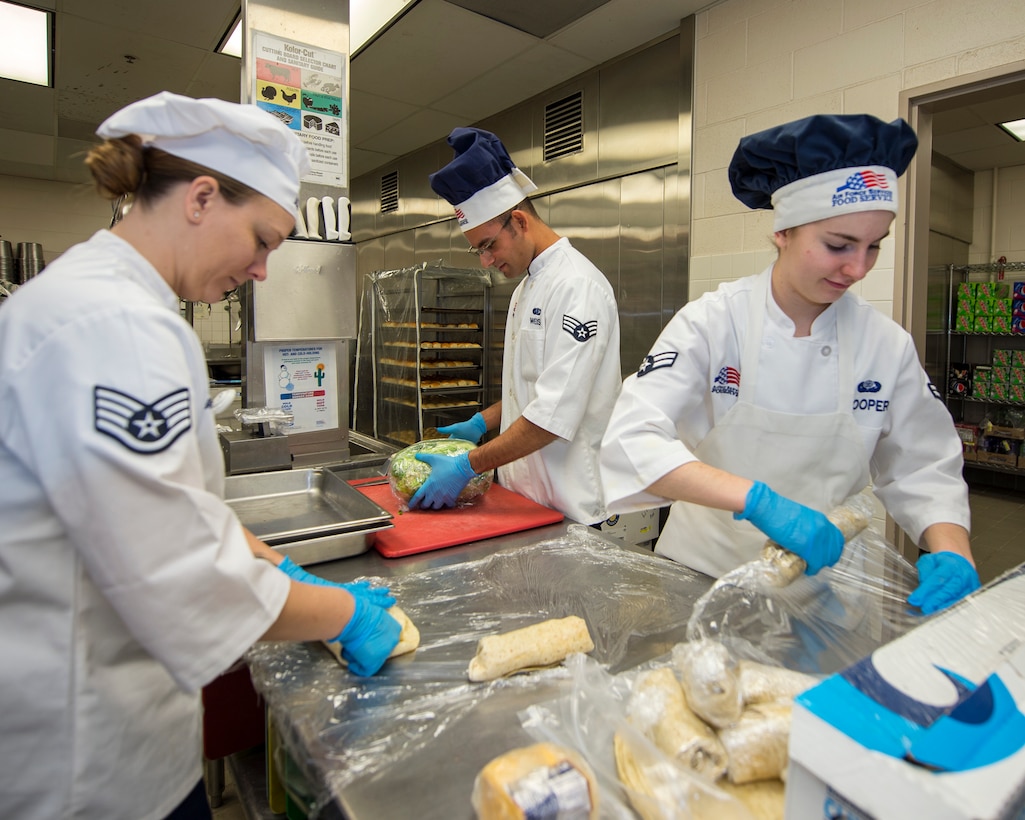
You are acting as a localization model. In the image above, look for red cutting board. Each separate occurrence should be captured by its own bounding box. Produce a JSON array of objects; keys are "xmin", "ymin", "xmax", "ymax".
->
[{"xmin": 351, "ymin": 480, "xmax": 564, "ymax": 558}]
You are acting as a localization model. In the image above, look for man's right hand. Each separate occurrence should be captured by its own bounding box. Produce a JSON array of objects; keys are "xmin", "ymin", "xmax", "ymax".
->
[
  {"xmin": 735, "ymin": 481, "xmax": 844, "ymax": 575},
  {"xmin": 437, "ymin": 412, "xmax": 487, "ymax": 444}
]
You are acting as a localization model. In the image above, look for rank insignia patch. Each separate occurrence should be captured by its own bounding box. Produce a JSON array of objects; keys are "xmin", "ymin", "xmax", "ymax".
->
[
  {"xmin": 638, "ymin": 351, "xmax": 678, "ymax": 376},
  {"xmin": 94, "ymin": 386, "xmax": 191, "ymax": 454},
  {"xmin": 562, "ymin": 314, "xmax": 598, "ymax": 342}
]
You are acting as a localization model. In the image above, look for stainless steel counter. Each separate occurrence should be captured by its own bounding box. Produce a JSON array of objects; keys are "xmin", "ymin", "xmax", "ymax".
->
[{"xmin": 244, "ymin": 521, "xmax": 714, "ymax": 819}]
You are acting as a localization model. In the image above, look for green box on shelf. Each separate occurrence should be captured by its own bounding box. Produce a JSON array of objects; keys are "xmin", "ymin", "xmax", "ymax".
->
[
  {"xmin": 990, "ymin": 381, "xmax": 1010, "ymax": 401},
  {"xmin": 1011, "ymin": 368, "xmax": 1025, "ymax": 387},
  {"xmin": 993, "ymin": 350, "xmax": 1014, "ymax": 367},
  {"xmin": 974, "ymin": 365, "xmax": 992, "ymax": 383},
  {"xmin": 994, "ymin": 298, "xmax": 1013, "ymax": 317},
  {"xmin": 973, "ymin": 316, "xmax": 993, "ymax": 333},
  {"xmin": 1014, "ymin": 351, "xmax": 1025, "ymax": 368},
  {"xmin": 978, "ymin": 281, "xmax": 1011, "ymax": 299},
  {"xmin": 1010, "ymin": 383, "xmax": 1025, "ymax": 403},
  {"xmin": 992, "ymin": 315, "xmax": 1013, "ymax": 334},
  {"xmin": 954, "ymin": 312, "xmax": 974, "ymax": 332},
  {"xmin": 992, "ymin": 367, "xmax": 1011, "ymax": 384},
  {"xmin": 957, "ymin": 282, "xmax": 976, "ymax": 299}
]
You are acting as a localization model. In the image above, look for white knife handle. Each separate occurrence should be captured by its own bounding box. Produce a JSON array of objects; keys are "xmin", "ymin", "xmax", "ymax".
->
[
  {"xmin": 337, "ymin": 197, "xmax": 350, "ymax": 241},
  {"xmin": 305, "ymin": 197, "xmax": 322, "ymax": 239},
  {"xmin": 293, "ymin": 205, "xmax": 309, "ymax": 238},
  {"xmin": 322, "ymin": 196, "xmax": 339, "ymax": 240}
]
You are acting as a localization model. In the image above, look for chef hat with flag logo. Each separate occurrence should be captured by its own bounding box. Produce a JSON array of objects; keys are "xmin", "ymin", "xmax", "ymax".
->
[
  {"xmin": 728, "ymin": 113, "xmax": 918, "ymax": 231},
  {"xmin": 429, "ymin": 127, "xmax": 538, "ymax": 231},
  {"xmin": 96, "ymin": 91, "xmax": 310, "ymax": 215}
]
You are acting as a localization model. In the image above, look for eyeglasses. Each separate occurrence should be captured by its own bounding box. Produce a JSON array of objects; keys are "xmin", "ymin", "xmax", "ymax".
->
[{"xmin": 467, "ymin": 213, "xmax": 513, "ymax": 258}]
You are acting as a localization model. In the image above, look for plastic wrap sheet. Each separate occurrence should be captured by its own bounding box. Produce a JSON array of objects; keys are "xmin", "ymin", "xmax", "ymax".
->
[
  {"xmin": 245, "ymin": 526, "xmax": 712, "ymax": 814},
  {"xmin": 686, "ymin": 522, "xmax": 923, "ymax": 676}
]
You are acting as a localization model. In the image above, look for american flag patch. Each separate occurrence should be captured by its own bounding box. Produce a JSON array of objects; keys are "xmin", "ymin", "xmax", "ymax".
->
[
  {"xmin": 94, "ymin": 385, "xmax": 191, "ymax": 454},
  {"xmin": 836, "ymin": 170, "xmax": 889, "ymax": 192},
  {"xmin": 714, "ymin": 366, "xmax": 740, "ymax": 386},
  {"xmin": 562, "ymin": 314, "xmax": 598, "ymax": 342},
  {"xmin": 638, "ymin": 351, "xmax": 678, "ymax": 377}
]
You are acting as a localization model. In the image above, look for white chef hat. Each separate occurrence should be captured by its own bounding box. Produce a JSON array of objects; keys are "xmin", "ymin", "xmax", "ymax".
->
[
  {"xmin": 96, "ymin": 91, "xmax": 310, "ymax": 215},
  {"xmin": 729, "ymin": 114, "xmax": 918, "ymax": 231},
  {"xmin": 429, "ymin": 127, "xmax": 538, "ymax": 231}
]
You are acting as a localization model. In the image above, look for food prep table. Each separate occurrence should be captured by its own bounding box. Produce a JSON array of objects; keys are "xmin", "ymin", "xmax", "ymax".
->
[{"xmin": 241, "ymin": 520, "xmax": 716, "ymax": 819}]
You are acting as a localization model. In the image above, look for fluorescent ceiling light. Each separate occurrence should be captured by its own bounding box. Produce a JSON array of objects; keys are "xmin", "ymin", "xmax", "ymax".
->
[
  {"xmin": 0, "ymin": 1, "xmax": 50, "ymax": 86},
  {"xmin": 219, "ymin": 16, "xmax": 243, "ymax": 58},
  {"xmin": 351, "ymin": 0, "xmax": 417, "ymax": 52},
  {"xmin": 997, "ymin": 118, "xmax": 1025, "ymax": 142}
]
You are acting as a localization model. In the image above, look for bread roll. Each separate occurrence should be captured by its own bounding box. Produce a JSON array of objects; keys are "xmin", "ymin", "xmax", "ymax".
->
[
  {"xmin": 673, "ymin": 640, "xmax": 743, "ymax": 729},
  {"xmin": 467, "ymin": 616, "xmax": 594, "ymax": 682},
  {"xmin": 737, "ymin": 660, "xmax": 817, "ymax": 705},
  {"xmin": 323, "ymin": 605, "xmax": 420, "ymax": 666},
  {"xmin": 628, "ymin": 668, "xmax": 727, "ymax": 781},
  {"xmin": 471, "ymin": 742, "xmax": 598, "ymax": 819}
]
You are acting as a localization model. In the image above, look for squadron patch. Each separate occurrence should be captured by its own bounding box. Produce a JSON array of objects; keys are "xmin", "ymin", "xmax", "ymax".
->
[
  {"xmin": 638, "ymin": 351, "xmax": 678, "ymax": 377},
  {"xmin": 562, "ymin": 314, "xmax": 597, "ymax": 342},
  {"xmin": 94, "ymin": 385, "xmax": 192, "ymax": 454}
]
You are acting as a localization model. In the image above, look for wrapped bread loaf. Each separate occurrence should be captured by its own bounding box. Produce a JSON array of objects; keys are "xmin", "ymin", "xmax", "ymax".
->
[
  {"xmin": 761, "ymin": 490, "xmax": 874, "ymax": 586},
  {"xmin": 737, "ymin": 660, "xmax": 817, "ymax": 705},
  {"xmin": 614, "ymin": 731, "xmax": 753, "ymax": 820},
  {"xmin": 719, "ymin": 779, "xmax": 785, "ymax": 820},
  {"xmin": 468, "ymin": 616, "xmax": 594, "ymax": 682},
  {"xmin": 718, "ymin": 702, "xmax": 792, "ymax": 785},
  {"xmin": 471, "ymin": 742, "xmax": 598, "ymax": 819},
  {"xmin": 673, "ymin": 640, "xmax": 743, "ymax": 729},
  {"xmin": 323, "ymin": 605, "xmax": 420, "ymax": 666},
  {"xmin": 628, "ymin": 668, "xmax": 727, "ymax": 781}
]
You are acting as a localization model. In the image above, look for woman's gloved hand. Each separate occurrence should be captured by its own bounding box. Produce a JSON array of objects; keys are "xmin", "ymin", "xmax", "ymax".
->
[
  {"xmin": 408, "ymin": 451, "xmax": 476, "ymax": 510},
  {"xmin": 437, "ymin": 412, "xmax": 487, "ymax": 444},
  {"xmin": 277, "ymin": 557, "xmax": 395, "ymax": 607},
  {"xmin": 330, "ymin": 595, "xmax": 401, "ymax": 676},
  {"xmin": 908, "ymin": 552, "xmax": 981, "ymax": 614},
  {"xmin": 735, "ymin": 481, "xmax": 844, "ymax": 575}
]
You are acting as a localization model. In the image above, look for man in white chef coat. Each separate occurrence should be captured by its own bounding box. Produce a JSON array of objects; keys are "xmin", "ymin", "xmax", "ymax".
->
[
  {"xmin": 600, "ymin": 113, "xmax": 980, "ymax": 614},
  {"xmin": 409, "ymin": 127, "xmax": 622, "ymax": 525}
]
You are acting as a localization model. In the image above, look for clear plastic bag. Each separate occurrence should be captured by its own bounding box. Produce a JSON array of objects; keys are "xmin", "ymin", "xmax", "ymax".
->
[{"xmin": 386, "ymin": 437, "xmax": 493, "ymax": 510}]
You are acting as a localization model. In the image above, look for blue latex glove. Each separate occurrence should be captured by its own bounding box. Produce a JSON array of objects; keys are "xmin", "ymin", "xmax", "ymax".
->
[
  {"xmin": 330, "ymin": 595, "xmax": 401, "ymax": 676},
  {"xmin": 277, "ymin": 557, "xmax": 395, "ymax": 607},
  {"xmin": 437, "ymin": 412, "xmax": 487, "ymax": 444},
  {"xmin": 734, "ymin": 481, "xmax": 844, "ymax": 575},
  {"xmin": 908, "ymin": 552, "xmax": 981, "ymax": 614},
  {"xmin": 408, "ymin": 450, "xmax": 477, "ymax": 510}
]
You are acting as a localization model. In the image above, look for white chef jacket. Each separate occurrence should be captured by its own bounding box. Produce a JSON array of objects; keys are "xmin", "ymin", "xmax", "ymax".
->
[
  {"xmin": 0, "ymin": 231, "xmax": 291, "ymax": 820},
  {"xmin": 600, "ymin": 266, "xmax": 969, "ymax": 571},
  {"xmin": 499, "ymin": 237, "xmax": 621, "ymax": 524}
]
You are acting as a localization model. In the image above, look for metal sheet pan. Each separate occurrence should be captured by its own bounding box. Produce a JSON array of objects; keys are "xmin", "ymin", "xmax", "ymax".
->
[{"xmin": 225, "ymin": 468, "xmax": 393, "ymax": 564}]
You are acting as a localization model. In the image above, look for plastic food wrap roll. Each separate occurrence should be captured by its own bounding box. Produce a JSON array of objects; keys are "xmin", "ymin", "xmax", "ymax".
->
[
  {"xmin": 762, "ymin": 489, "xmax": 875, "ymax": 586},
  {"xmin": 467, "ymin": 616, "xmax": 594, "ymax": 682},
  {"xmin": 673, "ymin": 639, "xmax": 743, "ymax": 729},
  {"xmin": 718, "ymin": 702, "xmax": 792, "ymax": 785},
  {"xmin": 471, "ymin": 742, "xmax": 598, "ymax": 819},
  {"xmin": 737, "ymin": 660, "xmax": 818, "ymax": 705},
  {"xmin": 628, "ymin": 667, "xmax": 728, "ymax": 781}
]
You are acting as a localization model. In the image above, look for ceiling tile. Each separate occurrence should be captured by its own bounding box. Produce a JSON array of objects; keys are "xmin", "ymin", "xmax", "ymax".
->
[
  {"xmin": 0, "ymin": 81, "xmax": 56, "ymax": 135},
  {"xmin": 550, "ymin": 0, "xmax": 703, "ymax": 62},
  {"xmin": 60, "ymin": 0, "xmax": 237, "ymax": 50},
  {"xmin": 350, "ymin": 88, "xmax": 420, "ymax": 143},
  {"xmin": 445, "ymin": 0, "xmax": 611, "ymax": 39},
  {"xmin": 365, "ymin": 107, "xmax": 464, "ymax": 157}
]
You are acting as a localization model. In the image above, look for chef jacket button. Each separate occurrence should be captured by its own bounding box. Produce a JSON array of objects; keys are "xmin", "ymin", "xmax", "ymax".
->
[
  {"xmin": 821, "ymin": 345, "xmax": 832, "ymax": 356},
  {"xmin": 764, "ymin": 337, "xmax": 775, "ymax": 349}
]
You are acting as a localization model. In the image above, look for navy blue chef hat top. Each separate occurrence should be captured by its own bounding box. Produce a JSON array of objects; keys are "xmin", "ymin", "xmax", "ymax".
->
[
  {"xmin": 429, "ymin": 127, "xmax": 538, "ymax": 231},
  {"xmin": 728, "ymin": 114, "xmax": 918, "ymax": 231}
]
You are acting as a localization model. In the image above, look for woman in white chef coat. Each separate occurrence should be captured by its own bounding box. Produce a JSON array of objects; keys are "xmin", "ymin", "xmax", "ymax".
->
[
  {"xmin": 0, "ymin": 92, "xmax": 400, "ymax": 820},
  {"xmin": 600, "ymin": 113, "xmax": 979, "ymax": 615},
  {"xmin": 407, "ymin": 127, "xmax": 622, "ymax": 525}
]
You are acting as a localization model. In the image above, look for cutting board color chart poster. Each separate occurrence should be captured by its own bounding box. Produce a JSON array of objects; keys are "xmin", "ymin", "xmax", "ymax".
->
[
  {"xmin": 262, "ymin": 343, "xmax": 338, "ymax": 434},
  {"xmin": 252, "ymin": 30, "xmax": 346, "ymax": 186}
]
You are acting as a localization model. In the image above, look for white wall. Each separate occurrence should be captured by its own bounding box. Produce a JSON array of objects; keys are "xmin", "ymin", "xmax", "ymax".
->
[
  {"xmin": 691, "ymin": 0, "xmax": 1025, "ymax": 316},
  {"xmin": 971, "ymin": 165, "xmax": 1025, "ymax": 265}
]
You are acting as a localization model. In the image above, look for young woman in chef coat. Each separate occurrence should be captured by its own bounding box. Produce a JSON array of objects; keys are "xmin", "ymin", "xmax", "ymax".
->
[
  {"xmin": 600, "ymin": 114, "xmax": 979, "ymax": 615},
  {"xmin": 0, "ymin": 92, "xmax": 399, "ymax": 820}
]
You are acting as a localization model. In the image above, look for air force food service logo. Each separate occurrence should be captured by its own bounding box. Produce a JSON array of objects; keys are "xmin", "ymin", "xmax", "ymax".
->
[
  {"xmin": 94, "ymin": 385, "xmax": 192, "ymax": 454},
  {"xmin": 562, "ymin": 314, "xmax": 597, "ymax": 342},
  {"xmin": 711, "ymin": 365, "xmax": 741, "ymax": 396},
  {"xmin": 833, "ymin": 169, "xmax": 894, "ymax": 209}
]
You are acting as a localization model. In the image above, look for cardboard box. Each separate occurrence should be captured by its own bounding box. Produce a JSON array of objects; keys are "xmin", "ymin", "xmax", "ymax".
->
[
  {"xmin": 599, "ymin": 508, "xmax": 659, "ymax": 547},
  {"xmin": 977, "ymin": 450, "xmax": 1018, "ymax": 467},
  {"xmin": 786, "ymin": 568, "xmax": 1025, "ymax": 820}
]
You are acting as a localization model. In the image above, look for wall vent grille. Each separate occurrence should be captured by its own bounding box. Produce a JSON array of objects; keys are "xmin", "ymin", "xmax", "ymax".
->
[
  {"xmin": 380, "ymin": 171, "xmax": 399, "ymax": 213},
  {"xmin": 543, "ymin": 92, "xmax": 583, "ymax": 162}
]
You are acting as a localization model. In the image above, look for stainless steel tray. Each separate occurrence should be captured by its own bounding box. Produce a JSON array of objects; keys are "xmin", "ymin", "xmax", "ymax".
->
[{"xmin": 224, "ymin": 468, "xmax": 393, "ymax": 565}]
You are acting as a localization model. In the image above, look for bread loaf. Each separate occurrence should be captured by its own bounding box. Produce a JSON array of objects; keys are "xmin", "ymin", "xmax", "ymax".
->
[
  {"xmin": 471, "ymin": 742, "xmax": 598, "ymax": 819},
  {"xmin": 467, "ymin": 616, "xmax": 594, "ymax": 682}
]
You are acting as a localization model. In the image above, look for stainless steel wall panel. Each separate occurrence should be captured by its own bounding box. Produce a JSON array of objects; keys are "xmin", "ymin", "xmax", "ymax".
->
[
  {"xmin": 547, "ymin": 179, "xmax": 620, "ymax": 294},
  {"xmin": 597, "ymin": 36, "xmax": 679, "ymax": 179},
  {"xmin": 618, "ymin": 170, "xmax": 666, "ymax": 375},
  {"xmin": 351, "ymin": 172, "xmax": 379, "ymax": 243},
  {"xmin": 400, "ymin": 146, "xmax": 449, "ymax": 231},
  {"xmin": 382, "ymin": 230, "xmax": 416, "ymax": 272},
  {"xmin": 414, "ymin": 220, "xmax": 456, "ymax": 267},
  {"xmin": 663, "ymin": 164, "xmax": 689, "ymax": 320},
  {"xmin": 479, "ymin": 102, "xmax": 538, "ymax": 184}
]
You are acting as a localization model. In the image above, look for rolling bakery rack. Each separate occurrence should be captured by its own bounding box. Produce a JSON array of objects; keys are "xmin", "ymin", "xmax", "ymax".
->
[{"xmin": 358, "ymin": 263, "xmax": 492, "ymax": 448}]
